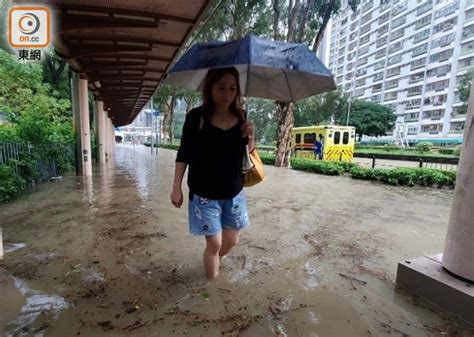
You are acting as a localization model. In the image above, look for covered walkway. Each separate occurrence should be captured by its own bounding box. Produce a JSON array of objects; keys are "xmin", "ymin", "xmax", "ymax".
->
[{"xmin": 1, "ymin": 145, "xmax": 472, "ymax": 336}]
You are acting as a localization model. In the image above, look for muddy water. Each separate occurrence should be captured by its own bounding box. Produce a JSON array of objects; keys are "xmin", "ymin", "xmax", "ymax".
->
[{"xmin": 0, "ymin": 144, "xmax": 472, "ymax": 336}]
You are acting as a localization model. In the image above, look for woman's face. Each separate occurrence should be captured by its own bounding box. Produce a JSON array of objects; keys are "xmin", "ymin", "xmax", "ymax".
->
[{"xmin": 211, "ymin": 73, "xmax": 238, "ymax": 108}]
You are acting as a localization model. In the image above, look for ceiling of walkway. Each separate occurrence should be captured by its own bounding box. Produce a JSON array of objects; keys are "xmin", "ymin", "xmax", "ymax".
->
[{"xmin": 28, "ymin": 0, "xmax": 214, "ymax": 126}]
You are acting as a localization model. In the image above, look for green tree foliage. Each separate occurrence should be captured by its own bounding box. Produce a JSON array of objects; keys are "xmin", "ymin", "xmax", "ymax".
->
[
  {"xmin": 343, "ymin": 100, "xmax": 396, "ymax": 141},
  {"xmin": 0, "ymin": 49, "xmax": 74, "ymax": 172},
  {"xmin": 294, "ymin": 88, "xmax": 349, "ymax": 126},
  {"xmin": 248, "ymin": 97, "xmax": 277, "ymax": 143}
]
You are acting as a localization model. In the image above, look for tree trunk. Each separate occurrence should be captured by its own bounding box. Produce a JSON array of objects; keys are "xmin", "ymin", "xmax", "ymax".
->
[
  {"xmin": 275, "ymin": 102, "xmax": 294, "ymax": 167},
  {"xmin": 272, "ymin": 0, "xmax": 280, "ymax": 40},
  {"xmin": 168, "ymin": 95, "xmax": 177, "ymax": 144},
  {"xmin": 297, "ymin": 0, "xmax": 312, "ymax": 43},
  {"xmin": 287, "ymin": 0, "xmax": 300, "ymax": 42},
  {"xmin": 312, "ymin": 9, "xmax": 331, "ymax": 53},
  {"xmin": 45, "ymin": 53, "xmax": 66, "ymax": 87}
]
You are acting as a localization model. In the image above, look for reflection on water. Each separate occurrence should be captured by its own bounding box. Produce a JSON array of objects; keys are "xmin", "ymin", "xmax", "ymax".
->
[
  {"xmin": 4, "ymin": 243, "xmax": 26, "ymax": 253},
  {"xmin": 6, "ymin": 278, "xmax": 68, "ymax": 337}
]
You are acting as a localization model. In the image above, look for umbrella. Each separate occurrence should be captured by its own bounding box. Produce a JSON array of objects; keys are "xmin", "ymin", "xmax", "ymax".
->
[{"xmin": 163, "ymin": 34, "xmax": 336, "ymax": 102}]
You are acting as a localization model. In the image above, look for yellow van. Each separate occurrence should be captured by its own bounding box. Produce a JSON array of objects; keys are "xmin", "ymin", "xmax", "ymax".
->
[{"xmin": 291, "ymin": 125, "xmax": 356, "ymax": 162}]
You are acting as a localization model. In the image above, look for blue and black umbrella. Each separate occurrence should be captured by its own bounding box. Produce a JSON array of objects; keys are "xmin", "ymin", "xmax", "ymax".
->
[{"xmin": 164, "ymin": 34, "xmax": 336, "ymax": 102}]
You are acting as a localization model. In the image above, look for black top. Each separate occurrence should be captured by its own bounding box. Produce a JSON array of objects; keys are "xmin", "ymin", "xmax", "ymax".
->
[{"xmin": 176, "ymin": 107, "xmax": 246, "ymax": 200}]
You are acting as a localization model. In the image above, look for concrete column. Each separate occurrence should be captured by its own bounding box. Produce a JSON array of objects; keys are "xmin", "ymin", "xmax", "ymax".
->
[
  {"xmin": 442, "ymin": 80, "xmax": 474, "ymax": 281},
  {"xmin": 110, "ymin": 120, "xmax": 116, "ymax": 157},
  {"xmin": 71, "ymin": 76, "xmax": 92, "ymax": 176},
  {"xmin": 94, "ymin": 101, "xmax": 106, "ymax": 164}
]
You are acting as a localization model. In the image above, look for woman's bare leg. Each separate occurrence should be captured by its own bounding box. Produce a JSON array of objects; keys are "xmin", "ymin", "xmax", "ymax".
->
[
  {"xmin": 203, "ymin": 234, "xmax": 222, "ymax": 279},
  {"xmin": 219, "ymin": 229, "xmax": 240, "ymax": 258}
]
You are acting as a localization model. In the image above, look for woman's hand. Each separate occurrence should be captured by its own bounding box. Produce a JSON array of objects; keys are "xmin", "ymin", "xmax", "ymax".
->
[
  {"xmin": 241, "ymin": 122, "xmax": 254, "ymax": 139},
  {"xmin": 170, "ymin": 188, "xmax": 183, "ymax": 208},
  {"xmin": 241, "ymin": 122, "xmax": 255, "ymax": 152}
]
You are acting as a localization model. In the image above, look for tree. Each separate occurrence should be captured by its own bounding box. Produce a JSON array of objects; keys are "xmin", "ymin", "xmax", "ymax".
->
[
  {"xmin": 343, "ymin": 100, "xmax": 396, "ymax": 141},
  {"xmin": 0, "ymin": 49, "xmax": 74, "ymax": 172},
  {"xmin": 271, "ymin": 0, "xmax": 360, "ymax": 167}
]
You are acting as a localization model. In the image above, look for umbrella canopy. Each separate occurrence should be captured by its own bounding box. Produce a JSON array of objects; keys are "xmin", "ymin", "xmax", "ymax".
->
[{"xmin": 163, "ymin": 34, "xmax": 336, "ymax": 102}]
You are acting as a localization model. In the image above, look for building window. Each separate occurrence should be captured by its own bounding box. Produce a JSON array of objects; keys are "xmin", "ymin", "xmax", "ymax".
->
[
  {"xmin": 389, "ymin": 41, "xmax": 404, "ymax": 53},
  {"xmin": 377, "ymin": 24, "xmax": 389, "ymax": 36},
  {"xmin": 390, "ymin": 28, "xmax": 404, "ymax": 41},
  {"xmin": 450, "ymin": 121, "xmax": 465, "ymax": 133},
  {"xmin": 426, "ymin": 65, "xmax": 451, "ymax": 77},
  {"xmin": 409, "ymin": 72, "xmax": 424, "ymax": 83},
  {"xmin": 462, "ymin": 25, "xmax": 474, "ymax": 41},
  {"xmin": 357, "ymin": 57, "xmax": 368, "ymax": 66},
  {"xmin": 429, "ymin": 49, "xmax": 453, "ymax": 63},
  {"xmin": 421, "ymin": 123, "xmax": 443, "ymax": 133},
  {"xmin": 386, "ymin": 79, "xmax": 399, "ymax": 89},
  {"xmin": 461, "ymin": 41, "xmax": 474, "ymax": 55},
  {"xmin": 387, "ymin": 66, "xmax": 401, "ymax": 77},
  {"xmin": 355, "ymin": 78, "xmax": 366, "ymax": 87},
  {"xmin": 376, "ymin": 48, "xmax": 386, "ymax": 58},
  {"xmin": 355, "ymin": 88, "xmax": 365, "ymax": 97},
  {"xmin": 434, "ymin": 1, "xmax": 459, "ymax": 19},
  {"xmin": 361, "ymin": 23, "xmax": 371, "ymax": 35},
  {"xmin": 361, "ymin": 12, "xmax": 372, "ymax": 24},
  {"xmin": 373, "ymin": 83, "xmax": 383, "ymax": 92},
  {"xmin": 415, "ymin": 14, "xmax": 431, "ymax": 30},
  {"xmin": 374, "ymin": 60, "xmax": 385, "ymax": 70},
  {"xmin": 408, "ymin": 86, "xmax": 423, "ymax": 96},
  {"xmin": 405, "ymin": 112, "xmax": 420, "ymax": 122},
  {"xmin": 373, "ymin": 72, "xmax": 384, "ymax": 81},
  {"xmin": 392, "ymin": 15, "xmax": 406, "ymax": 29},
  {"xmin": 388, "ymin": 54, "xmax": 403, "ymax": 65},
  {"xmin": 416, "ymin": 2, "xmax": 433, "ymax": 16},
  {"xmin": 406, "ymin": 99, "xmax": 421, "ymax": 109},
  {"xmin": 413, "ymin": 28, "xmax": 430, "ymax": 43},
  {"xmin": 431, "ymin": 33, "xmax": 455, "ymax": 49},
  {"xmin": 379, "ymin": 12, "xmax": 390, "ymax": 24},
  {"xmin": 376, "ymin": 36, "xmax": 388, "ymax": 47},
  {"xmin": 423, "ymin": 109, "xmax": 445, "ymax": 119},
  {"xmin": 384, "ymin": 91, "xmax": 398, "ymax": 101},
  {"xmin": 412, "ymin": 43, "xmax": 428, "ymax": 57},
  {"xmin": 433, "ymin": 17, "xmax": 457, "ymax": 34},
  {"xmin": 359, "ymin": 45, "xmax": 370, "ymax": 55},
  {"xmin": 360, "ymin": 34, "xmax": 370, "ymax": 46},
  {"xmin": 426, "ymin": 79, "xmax": 450, "ymax": 91}
]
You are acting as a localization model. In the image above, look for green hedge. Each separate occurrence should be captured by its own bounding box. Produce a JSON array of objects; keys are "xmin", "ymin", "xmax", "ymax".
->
[
  {"xmin": 162, "ymin": 147, "xmax": 456, "ymax": 188},
  {"xmin": 0, "ymin": 165, "xmax": 26, "ymax": 203},
  {"xmin": 350, "ymin": 166, "xmax": 456, "ymax": 188}
]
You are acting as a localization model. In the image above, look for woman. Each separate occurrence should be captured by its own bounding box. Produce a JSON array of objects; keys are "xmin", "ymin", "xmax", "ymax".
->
[{"xmin": 170, "ymin": 67, "xmax": 255, "ymax": 279}]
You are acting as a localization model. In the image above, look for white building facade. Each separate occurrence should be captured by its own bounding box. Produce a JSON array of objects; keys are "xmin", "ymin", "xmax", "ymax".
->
[{"xmin": 328, "ymin": 0, "xmax": 473, "ymax": 141}]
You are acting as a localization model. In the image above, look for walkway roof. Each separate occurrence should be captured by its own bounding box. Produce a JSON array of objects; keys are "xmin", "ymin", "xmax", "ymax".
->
[{"xmin": 23, "ymin": 0, "xmax": 214, "ymax": 126}]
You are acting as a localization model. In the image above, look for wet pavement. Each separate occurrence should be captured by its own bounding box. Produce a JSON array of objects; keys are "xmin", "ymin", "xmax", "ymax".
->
[{"xmin": 0, "ymin": 144, "xmax": 473, "ymax": 336}]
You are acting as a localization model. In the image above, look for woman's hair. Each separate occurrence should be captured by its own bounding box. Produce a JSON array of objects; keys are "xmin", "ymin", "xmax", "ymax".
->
[{"xmin": 202, "ymin": 67, "xmax": 245, "ymax": 121}]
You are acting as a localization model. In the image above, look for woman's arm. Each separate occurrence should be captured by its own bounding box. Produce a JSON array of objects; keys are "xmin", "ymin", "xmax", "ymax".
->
[{"xmin": 170, "ymin": 162, "xmax": 187, "ymax": 208}]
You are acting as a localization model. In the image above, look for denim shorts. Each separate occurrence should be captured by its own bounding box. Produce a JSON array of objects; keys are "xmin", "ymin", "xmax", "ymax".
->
[{"xmin": 188, "ymin": 190, "xmax": 249, "ymax": 236}]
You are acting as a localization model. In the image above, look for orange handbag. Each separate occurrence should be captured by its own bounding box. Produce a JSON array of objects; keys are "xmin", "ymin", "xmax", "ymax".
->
[{"xmin": 242, "ymin": 145, "xmax": 265, "ymax": 187}]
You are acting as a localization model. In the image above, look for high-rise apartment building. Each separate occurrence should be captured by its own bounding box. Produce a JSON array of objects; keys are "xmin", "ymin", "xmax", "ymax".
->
[{"xmin": 328, "ymin": 0, "xmax": 472, "ymax": 140}]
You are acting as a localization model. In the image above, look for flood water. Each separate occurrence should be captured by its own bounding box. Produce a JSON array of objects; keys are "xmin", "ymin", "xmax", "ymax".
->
[{"xmin": 1, "ymin": 144, "xmax": 473, "ymax": 336}]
